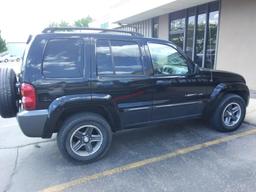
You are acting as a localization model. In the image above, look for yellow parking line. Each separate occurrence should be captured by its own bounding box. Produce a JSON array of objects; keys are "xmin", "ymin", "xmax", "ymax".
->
[{"xmin": 41, "ymin": 128, "xmax": 256, "ymax": 192}]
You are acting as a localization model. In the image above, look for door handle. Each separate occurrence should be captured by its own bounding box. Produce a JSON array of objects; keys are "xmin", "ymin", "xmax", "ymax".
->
[{"xmin": 156, "ymin": 80, "xmax": 170, "ymax": 86}]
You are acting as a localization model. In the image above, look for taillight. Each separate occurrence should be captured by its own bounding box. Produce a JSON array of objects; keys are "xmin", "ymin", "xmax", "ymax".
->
[{"xmin": 21, "ymin": 83, "xmax": 36, "ymax": 110}]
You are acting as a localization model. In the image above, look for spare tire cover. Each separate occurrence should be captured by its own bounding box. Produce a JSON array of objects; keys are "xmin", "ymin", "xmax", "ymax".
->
[{"xmin": 0, "ymin": 68, "xmax": 18, "ymax": 118}]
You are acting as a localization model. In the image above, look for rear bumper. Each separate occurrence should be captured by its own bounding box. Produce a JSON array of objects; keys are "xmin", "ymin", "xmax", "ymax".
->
[{"xmin": 17, "ymin": 110, "xmax": 48, "ymax": 137}]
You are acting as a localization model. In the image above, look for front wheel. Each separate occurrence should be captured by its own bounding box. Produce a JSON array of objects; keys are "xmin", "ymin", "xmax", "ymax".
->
[
  {"xmin": 210, "ymin": 94, "xmax": 246, "ymax": 132},
  {"xmin": 57, "ymin": 113, "xmax": 112, "ymax": 163}
]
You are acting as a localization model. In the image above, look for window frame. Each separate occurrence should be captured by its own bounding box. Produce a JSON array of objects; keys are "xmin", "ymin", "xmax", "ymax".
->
[
  {"xmin": 41, "ymin": 37, "xmax": 85, "ymax": 80},
  {"xmin": 147, "ymin": 41, "xmax": 193, "ymax": 77},
  {"xmin": 95, "ymin": 38, "xmax": 146, "ymax": 78}
]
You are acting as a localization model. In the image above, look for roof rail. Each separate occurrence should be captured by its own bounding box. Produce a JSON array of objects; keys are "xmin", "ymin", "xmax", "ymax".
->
[{"xmin": 42, "ymin": 27, "xmax": 143, "ymax": 37}]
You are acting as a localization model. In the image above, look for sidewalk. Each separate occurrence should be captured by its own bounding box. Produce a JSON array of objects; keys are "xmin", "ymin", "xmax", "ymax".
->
[
  {"xmin": 250, "ymin": 90, "xmax": 256, "ymax": 99},
  {"xmin": 245, "ymin": 98, "xmax": 256, "ymax": 125}
]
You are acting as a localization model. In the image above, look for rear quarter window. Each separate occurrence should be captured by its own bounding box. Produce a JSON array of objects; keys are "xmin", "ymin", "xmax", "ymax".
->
[{"xmin": 42, "ymin": 38, "xmax": 83, "ymax": 78}]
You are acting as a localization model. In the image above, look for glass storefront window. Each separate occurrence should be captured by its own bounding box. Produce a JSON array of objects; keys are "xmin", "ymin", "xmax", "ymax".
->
[
  {"xmin": 152, "ymin": 17, "xmax": 159, "ymax": 38},
  {"xmin": 195, "ymin": 13, "xmax": 206, "ymax": 67},
  {"xmin": 205, "ymin": 11, "xmax": 219, "ymax": 68},
  {"xmin": 169, "ymin": 1, "xmax": 219, "ymax": 69},
  {"xmin": 170, "ymin": 18, "xmax": 185, "ymax": 49},
  {"xmin": 186, "ymin": 16, "xmax": 195, "ymax": 59}
]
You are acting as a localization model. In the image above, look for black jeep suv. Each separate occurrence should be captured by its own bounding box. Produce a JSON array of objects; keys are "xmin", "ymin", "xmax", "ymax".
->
[{"xmin": 0, "ymin": 28, "xmax": 249, "ymax": 163}]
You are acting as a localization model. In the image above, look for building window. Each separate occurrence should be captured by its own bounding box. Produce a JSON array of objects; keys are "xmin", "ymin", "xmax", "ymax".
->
[
  {"xmin": 152, "ymin": 17, "xmax": 159, "ymax": 38},
  {"xmin": 169, "ymin": 10, "xmax": 186, "ymax": 50},
  {"xmin": 206, "ymin": 10, "xmax": 219, "ymax": 69},
  {"xmin": 169, "ymin": 1, "xmax": 219, "ymax": 69},
  {"xmin": 195, "ymin": 13, "xmax": 207, "ymax": 67},
  {"xmin": 186, "ymin": 15, "xmax": 195, "ymax": 59}
]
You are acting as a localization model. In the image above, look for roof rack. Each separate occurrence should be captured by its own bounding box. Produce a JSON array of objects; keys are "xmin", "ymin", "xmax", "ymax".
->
[{"xmin": 42, "ymin": 27, "xmax": 143, "ymax": 37}]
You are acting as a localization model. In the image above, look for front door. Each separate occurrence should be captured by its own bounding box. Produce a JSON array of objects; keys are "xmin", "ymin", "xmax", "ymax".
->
[{"xmin": 147, "ymin": 41, "xmax": 212, "ymax": 122}]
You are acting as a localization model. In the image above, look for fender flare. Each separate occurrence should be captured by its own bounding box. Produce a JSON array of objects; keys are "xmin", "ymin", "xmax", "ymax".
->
[
  {"xmin": 42, "ymin": 94, "xmax": 121, "ymax": 138},
  {"xmin": 204, "ymin": 82, "xmax": 249, "ymax": 116}
]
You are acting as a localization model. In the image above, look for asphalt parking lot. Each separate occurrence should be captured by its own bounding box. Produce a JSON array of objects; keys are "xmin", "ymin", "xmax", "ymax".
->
[{"xmin": 0, "ymin": 99, "xmax": 256, "ymax": 192}]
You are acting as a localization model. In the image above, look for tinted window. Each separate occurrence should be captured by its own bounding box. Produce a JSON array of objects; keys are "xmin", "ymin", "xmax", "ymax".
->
[
  {"xmin": 111, "ymin": 40, "xmax": 143, "ymax": 75},
  {"xmin": 96, "ymin": 40, "xmax": 113, "ymax": 75},
  {"xmin": 96, "ymin": 40, "xmax": 143, "ymax": 76},
  {"xmin": 148, "ymin": 43, "xmax": 188, "ymax": 76},
  {"xmin": 43, "ymin": 38, "xmax": 83, "ymax": 78}
]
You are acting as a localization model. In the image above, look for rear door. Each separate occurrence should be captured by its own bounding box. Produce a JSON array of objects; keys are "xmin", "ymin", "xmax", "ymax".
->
[
  {"xmin": 34, "ymin": 36, "xmax": 91, "ymax": 109},
  {"xmin": 90, "ymin": 37, "xmax": 153, "ymax": 128}
]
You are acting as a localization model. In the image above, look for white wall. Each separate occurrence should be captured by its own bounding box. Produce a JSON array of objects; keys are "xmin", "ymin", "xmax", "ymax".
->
[
  {"xmin": 116, "ymin": 19, "xmax": 152, "ymax": 37},
  {"xmin": 217, "ymin": 0, "xmax": 256, "ymax": 90}
]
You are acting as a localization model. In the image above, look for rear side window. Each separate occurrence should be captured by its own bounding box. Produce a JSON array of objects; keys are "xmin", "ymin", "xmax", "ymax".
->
[
  {"xmin": 43, "ymin": 38, "xmax": 83, "ymax": 78},
  {"xmin": 111, "ymin": 40, "xmax": 143, "ymax": 75},
  {"xmin": 96, "ymin": 39, "xmax": 143, "ymax": 76}
]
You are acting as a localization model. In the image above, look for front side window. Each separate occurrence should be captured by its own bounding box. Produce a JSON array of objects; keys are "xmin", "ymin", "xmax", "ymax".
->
[
  {"xmin": 43, "ymin": 38, "xmax": 83, "ymax": 78},
  {"xmin": 148, "ymin": 43, "xmax": 189, "ymax": 76}
]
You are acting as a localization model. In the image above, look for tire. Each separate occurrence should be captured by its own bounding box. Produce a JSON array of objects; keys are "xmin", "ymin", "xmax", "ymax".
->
[
  {"xmin": 210, "ymin": 94, "xmax": 246, "ymax": 132},
  {"xmin": 57, "ymin": 112, "xmax": 112, "ymax": 163},
  {"xmin": 4, "ymin": 59, "xmax": 8, "ymax": 63},
  {"xmin": 0, "ymin": 68, "xmax": 18, "ymax": 118}
]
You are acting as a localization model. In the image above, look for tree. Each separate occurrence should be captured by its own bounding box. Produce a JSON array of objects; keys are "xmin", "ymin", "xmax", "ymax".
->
[
  {"xmin": 0, "ymin": 31, "xmax": 7, "ymax": 53},
  {"xmin": 48, "ymin": 20, "xmax": 70, "ymax": 28},
  {"xmin": 59, "ymin": 21, "xmax": 70, "ymax": 27},
  {"xmin": 48, "ymin": 22, "xmax": 59, "ymax": 27},
  {"xmin": 74, "ymin": 16, "xmax": 92, "ymax": 27},
  {"xmin": 48, "ymin": 16, "xmax": 92, "ymax": 28}
]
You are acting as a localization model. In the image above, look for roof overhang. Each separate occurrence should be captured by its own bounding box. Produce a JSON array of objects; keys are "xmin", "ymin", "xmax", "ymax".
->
[{"xmin": 115, "ymin": 0, "xmax": 217, "ymax": 24}]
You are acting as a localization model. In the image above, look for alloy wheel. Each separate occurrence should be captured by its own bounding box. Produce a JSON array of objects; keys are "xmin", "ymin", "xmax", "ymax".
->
[{"xmin": 69, "ymin": 125, "xmax": 103, "ymax": 157}]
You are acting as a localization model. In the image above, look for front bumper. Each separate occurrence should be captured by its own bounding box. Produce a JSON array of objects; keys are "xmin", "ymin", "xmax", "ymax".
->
[{"xmin": 17, "ymin": 110, "xmax": 48, "ymax": 137}]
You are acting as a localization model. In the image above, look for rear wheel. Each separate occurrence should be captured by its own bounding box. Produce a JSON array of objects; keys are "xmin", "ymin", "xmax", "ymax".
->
[
  {"xmin": 0, "ymin": 68, "xmax": 19, "ymax": 118},
  {"xmin": 57, "ymin": 113, "xmax": 112, "ymax": 163},
  {"xmin": 210, "ymin": 94, "xmax": 246, "ymax": 132}
]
